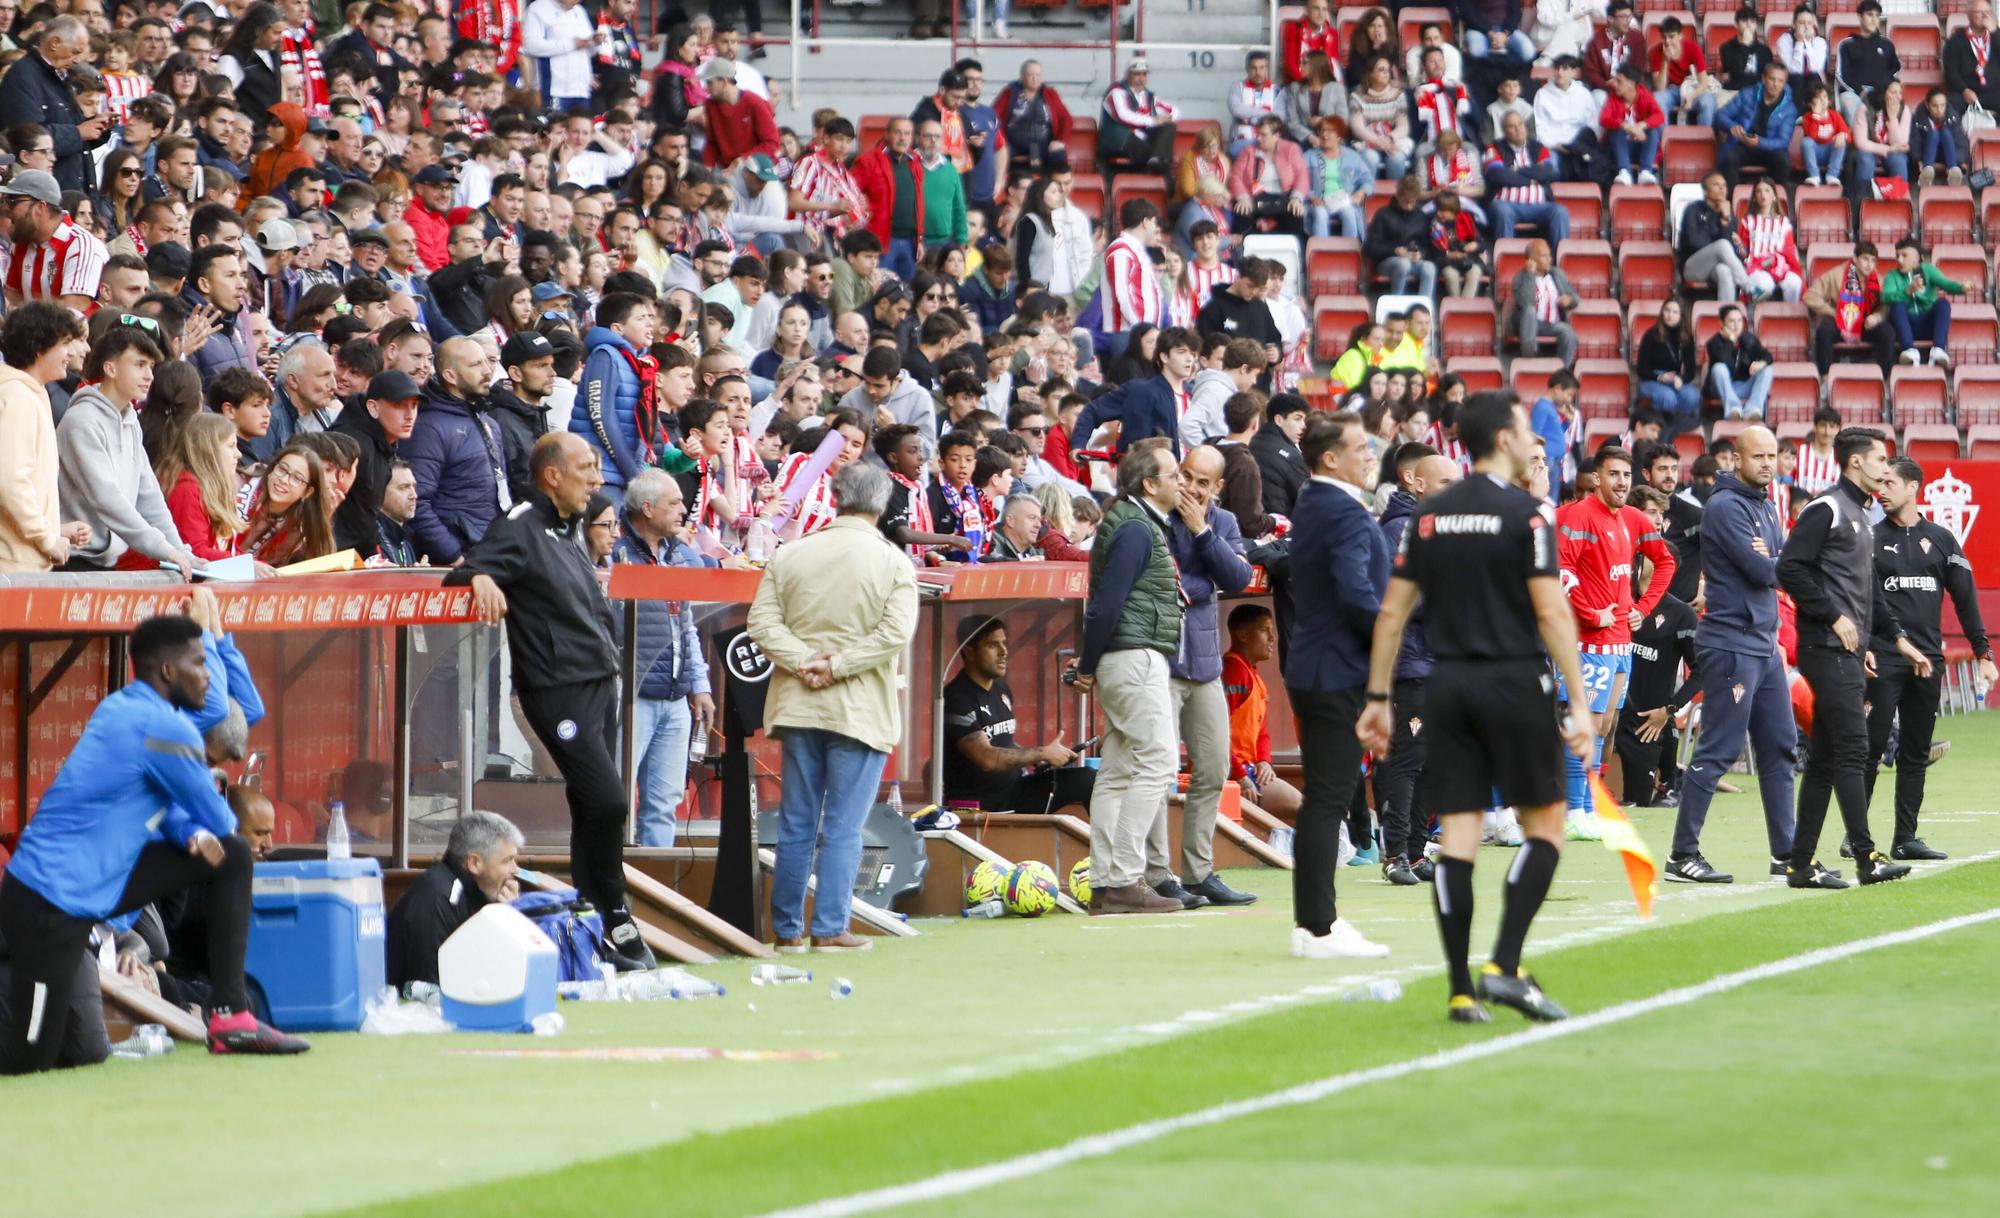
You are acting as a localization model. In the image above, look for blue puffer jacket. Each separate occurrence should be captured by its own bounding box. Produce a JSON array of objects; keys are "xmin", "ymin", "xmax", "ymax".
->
[
  {"xmin": 609, "ymin": 518, "xmax": 715, "ymax": 701},
  {"xmin": 1166, "ymin": 503, "xmax": 1255, "ymax": 684},
  {"xmin": 1714, "ymin": 86, "xmax": 1798, "ymax": 155},
  {"xmin": 1696, "ymin": 473, "xmax": 1785, "ymax": 658},
  {"xmin": 401, "ymin": 379, "xmax": 503, "ymax": 564},
  {"xmin": 180, "ymin": 286, "xmax": 254, "ymax": 387},
  {"xmin": 571, "ymin": 326, "xmax": 655, "ymax": 489},
  {"xmin": 1377, "ymin": 489, "xmax": 1434, "ymax": 682}
]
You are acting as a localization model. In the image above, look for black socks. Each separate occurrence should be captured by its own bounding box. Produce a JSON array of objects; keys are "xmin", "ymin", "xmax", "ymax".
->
[
  {"xmin": 1434, "ymin": 856, "xmax": 1476, "ymax": 998},
  {"xmin": 1493, "ymin": 838, "xmax": 1560, "ymax": 975}
]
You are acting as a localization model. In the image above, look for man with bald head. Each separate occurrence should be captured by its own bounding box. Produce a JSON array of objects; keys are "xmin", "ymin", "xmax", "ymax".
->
[
  {"xmin": 1372, "ymin": 443, "xmax": 1460, "ymax": 884},
  {"xmin": 1665, "ymin": 425, "xmax": 1798, "ymax": 884},
  {"xmin": 402, "ymin": 337, "xmax": 505, "ymax": 564},
  {"xmin": 1140, "ymin": 444, "xmax": 1261, "ymax": 908}
]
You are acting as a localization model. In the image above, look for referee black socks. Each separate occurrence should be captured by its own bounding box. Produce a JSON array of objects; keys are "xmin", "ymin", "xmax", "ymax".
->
[
  {"xmin": 1433, "ymin": 857, "xmax": 1476, "ymax": 998},
  {"xmin": 1493, "ymin": 838, "xmax": 1560, "ymax": 976}
]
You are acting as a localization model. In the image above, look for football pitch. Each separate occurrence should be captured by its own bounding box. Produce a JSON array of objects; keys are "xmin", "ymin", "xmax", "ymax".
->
[{"xmin": 14, "ymin": 715, "xmax": 2000, "ymax": 1218}]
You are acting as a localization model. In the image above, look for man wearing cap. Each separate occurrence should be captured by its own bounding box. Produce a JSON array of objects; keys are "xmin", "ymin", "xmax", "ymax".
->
[
  {"xmin": 346, "ymin": 227, "xmax": 391, "ymax": 282},
  {"xmin": 250, "ymin": 217, "xmax": 300, "ymax": 327},
  {"xmin": 1099, "ymin": 59, "xmax": 1179, "ymax": 177},
  {"xmin": 0, "ymin": 17, "xmax": 109, "ymax": 194},
  {"xmin": 851, "ymin": 118, "xmax": 927, "ymax": 281},
  {"xmin": 489, "ymin": 332, "xmax": 556, "ymax": 503},
  {"xmin": 405, "ymin": 165, "xmax": 458, "ymax": 272},
  {"xmin": 531, "ymin": 280, "xmax": 574, "ymax": 320},
  {"xmin": 701, "ymin": 58, "xmax": 781, "ymax": 176},
  {"xmin": 2, "ymin": 171, "xmax": 109, "ymax": 314},
  {"xmin": 331, "ymin": 370, "xmax": 422, "ymax": 554},
  {"xmin": 521, "ymin": 0, "xmax": 596, "ymax": 113}
]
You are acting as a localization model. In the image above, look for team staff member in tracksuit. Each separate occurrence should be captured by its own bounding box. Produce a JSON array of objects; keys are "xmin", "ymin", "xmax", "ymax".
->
[
  {"xmin": 1374, "ymin": 443, "xmax": 1459, "ymax": 886},
  {"xmin": 1361, "ymin": 391, "xmax": 1596, "ymax": 1025},
  {"xmin": 1666, "ymin": 426, "xmax": 1799, "ymax": 885},
  {"xmin": 451, "ymin": 431, "xmax": 656, "ymax": 972},
  {"xmin": 1776, "ymin": 428, "xmax": 1930, "ymax": 890},
  {"xmin": 1851, "ymin": 457, "xmax": 1995, "ymax": 861},
  {"xmin": 1614, "ymin": 486, "xmax": 1701, "ymax": 807}
]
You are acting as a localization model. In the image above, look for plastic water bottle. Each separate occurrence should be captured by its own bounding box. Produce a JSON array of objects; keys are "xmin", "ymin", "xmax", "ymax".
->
[
  {"xmin": 402, "ymin": 980, "xmax": 441, "ymax": 1007},
  {"xmin": 667, "ymin": 972, "xmax": 726, "ymax": 1000},
  {"xmin": 885, "ymin": 782, "xmax": 903, "ymax": 815},
  {"xmin": 1341, "ymin": 979, "xmax": 1404, "ymax": 1003},
  {"xmin": 829, "ymin": 978, "xmax": 853, "ymax": 999},
  {"xmin": 962, "ymin": 899, "xmax": 1005, "ymax": 919},
  {"xmin": 110, "ymin": 1024, "xmax": 175, "ymax": 1059},
  {"xmin": 745, "ymin": 518, "xmax": 772, "ymax": 564},
  {"xmin": 325, "ymin": 801, "xmax": 351, "ymax": 861},
  {"xmin": 751, "ymin": 963, "xmax": 813, "ymax": 985},
  {"xmin": 688, "ymin": 717, "xmax": 709, "ymax": 761}
]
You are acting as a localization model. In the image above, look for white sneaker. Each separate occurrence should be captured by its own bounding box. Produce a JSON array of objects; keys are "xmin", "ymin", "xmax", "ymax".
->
[
  {"xmin": 1803, "ymin": 174, "xmax": 1820, "ymax": 187},
  {"xmin": 1565, "ymin": 810, "xmax": 1604, "ymax": 842},
  {"xmin": 1931, "ymin": 345, "xmax": 1953, "ymax": 368},
  {"xmin": 1613, "ymin": 169, "xmax": 1634, "ymax": 186},
  {"xmin": 1290, "ymin": 919, "xmax": 1392, "ymax": 959},
  {"xmin": 1637, "ymin": 169, "xmax": 1658, "ymax": 185},
  {"xmin": 994, "ymin": 18, "xmax": 1010, "ymax": 38},
  {"xmin": 1900, "ymin": 348, "xmax": 1921, "ymax": 365}
]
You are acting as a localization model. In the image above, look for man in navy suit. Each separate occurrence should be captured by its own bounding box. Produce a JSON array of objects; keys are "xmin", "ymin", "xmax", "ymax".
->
[
  {"xmin": 1071, "ymin": 327, "xmax": 1202, "ymax": 457},
  {"xmin": 1280, "ymin": 412, "xmax": 1393, "ymax": 960}
]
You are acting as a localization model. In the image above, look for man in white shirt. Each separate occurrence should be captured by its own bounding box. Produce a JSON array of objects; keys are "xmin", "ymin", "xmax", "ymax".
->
[
  {"xmin": 563, "ymin": 110, "xmax": 637, "ymax": 189},
  {"xmin": 1404, "ymin": 21, "xmax": 1465, "ymax": 84},
  {"xmin": 522, "ymin": 0, "xmax": 596, "ymax": 113},
  {"xmin": 1532, "ymin": 54, "xmax": 1602, "ymax": 180}
]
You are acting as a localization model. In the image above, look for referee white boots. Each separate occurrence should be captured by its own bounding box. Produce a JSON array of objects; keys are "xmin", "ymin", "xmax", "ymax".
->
[{"xmin": 1290, "ymin": 920, "xmax": 1391, "ymax": 959}]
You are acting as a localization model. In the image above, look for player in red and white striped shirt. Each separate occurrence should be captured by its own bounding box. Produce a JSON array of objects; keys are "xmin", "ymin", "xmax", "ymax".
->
[
  {"xmin": 1, "ymin": 175, "xmax": 109, "ymax": 316},
  {"xmin": 1102, "ymin": 200, "xmax": 1163, "ymax": 335},
  {"xmin": 1794, "ymin": 406, "xmax": 1843, "ymax": 497}
]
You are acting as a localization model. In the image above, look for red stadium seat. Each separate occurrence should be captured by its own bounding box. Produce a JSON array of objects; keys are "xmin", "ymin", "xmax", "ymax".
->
[
  {"xmin": 1674, "ymin": 429, "xmax": 1708, "ymax": 463},
  {"xmin": 1889, "ymin": 365, "xmax": 1950, "ymax": 427},
  {"xmin": 1858, "ymin": 198, "xmax": 1913, "ymax": 250},
  {"xmin": 1774, "ymin": 418, "xmax": 1813, "ymax": 448},
  {"xmin": 1067, "ymin": 172, "xmax": 1106, "ymax": 222},
  {"xmin": 1768, "ymin": 363, "xmax": 1824, "ymax": 420},
  {"xmin": 1305, "ymin": 236, "xmax": 1364, "ymax": 297},
  {"xmin": 1624, "ymin": 299, "xmax": 1666, "ymax": 360},
  {"xmin": 1710, "ymin": 418, "xmax": 1750, "ymax": 449},
  {"xmin": 1902, "ymin": 423, "xmax": 1963, "ymax": 463},
  {"xmin": 1440, "ymin": 296, "xmax": 1497, "ymax": 360},
  {"xmin": 1948, "ymin": 304, "xmax": 2000, "ymax": 366},
  {"xmin": 1920, "ymin": 185, "xmax": 1977, "ymax": 246},
  {"xmin": 1955, "ymin": 365, "xmax": 2000, "ymax": 426},
  {"xmin": 1663, "ymin": 125, "xmax": 1717, "ymax": 187},
  {"xmin": 1584, "ymin": 416, "xmax": 1627, "ymax": 451},
  {"xmin": 1110, "ymin": 178, "xmax": 1167, "ymax": 223},
  {"xmin": 1618, "ymin": 241, "xmax": 1679, "ymax": 301},
  {"xmin": 1825, "ymin": 14, "xmax": 1860, "ymax": 66},
  {"xmin": 1493, "ymin": 238, "xmax": 1533, "ymax": 311},
  {"xmin": 1397, "ymin": 7, "xmax": 1455, "ymax": 50},
  {"xmin": 1576, "ymin": 359, "xmax": 1633, "ymax": 420},
  {"xmin": 1313, "ymin": 295, "xmax": 1371, "ymax": 362},
  {"xmin": 1510, "ymin": 357, "xmax": 1565, "ymax": 401},
  {"xmin": 1888, "ymin": 14, "xmax": 1943, "ymax": 70},
  {"xmin": 858, "ymin": 114, "xmax": 894, "ymax": 151},
  {"xmin": 1973, "ymin": 128, "xmax": 2000, "ymax": 173},
  {"xmin": 1689, "ymin": 298, "xmax": 1726, "ymax": 346},
  {"xmin": 1702, "ymin": 12, "xmax": 1736, "ymax": 61},
  {"xmin": 1069, "ymin": 118, "xmax": 1097, "ymax": 172},
  {"xmin": 1932, "ymin": 245, "xmax": 1990, "ymax": 303},
  {"xmin": 1805, "ymin": 242, "xmax": 1855, "ymax": 285},
  {"xmin": 1446, "ymin": 356, "xmax": 1503, "ymax": 392},
  {"xmin": 1571, "ymin": 300, "xmax": 1624, "ymax": 359},
  {"xmin": 1171, "ymin": 119, "xmax": 1222, "ymax": 165},
  {"xmin": 1827, "ymin": 363, "xmax": 1886, "ymax": 423},
  {"xmin": 1559, "ymin": 239, "xmax": 1614, "ymax": 298},
  {"xmin": 1969, "ymin": 423, "xmax": 2000, "ymax": 459},
  {"xmin": 1362, "ymin": 179, "xmax": 1399, "ymax": 226},
  {"xmin": 1553, "ymin": 182, "xmax": 1605, "ymax": 240},
  {"xmin": 1752, "ymin": 302, "xmax": 1810, "ymax": 364},
  {"xmin": 1793, "ymin": 189, "xmax": 1851, "ymax": 248},
  {"xmin": 1608, "ymin": 184, "xmax": 1667, "ymax": 247}
]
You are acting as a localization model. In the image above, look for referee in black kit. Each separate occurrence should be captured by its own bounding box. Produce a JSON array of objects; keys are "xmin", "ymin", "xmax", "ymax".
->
[
  {"xmin": 1849, "ymin": 458, "xmax": 1996, "ymax": 861},
  {"xmin": 1776, "ymin": 428, "xmax": 1928, "ymax": 890},
  {"xmin": 450, "ymin": 432, "xmax": 656, "ymax": 972},
  {"xmin": 1361, "ymin": 392, "xmax": 1594, "ymax": 1025}
]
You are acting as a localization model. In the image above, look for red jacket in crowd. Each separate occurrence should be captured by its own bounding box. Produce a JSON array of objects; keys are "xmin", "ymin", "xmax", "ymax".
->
[{"xmin": 850, "ymin": 140, "xmax": 927, "ymax": 247}]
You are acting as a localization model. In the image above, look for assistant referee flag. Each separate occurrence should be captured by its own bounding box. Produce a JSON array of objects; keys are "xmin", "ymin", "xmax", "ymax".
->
[{"xmin": 1590, "ymin": 774, "xmax": 1658, "ymax": 919}]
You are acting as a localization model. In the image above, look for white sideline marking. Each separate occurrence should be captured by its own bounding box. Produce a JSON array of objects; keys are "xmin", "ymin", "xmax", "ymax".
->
[{"xmin": 753, "ymin": 906, "xmax": 2000, "ymax": 1218}]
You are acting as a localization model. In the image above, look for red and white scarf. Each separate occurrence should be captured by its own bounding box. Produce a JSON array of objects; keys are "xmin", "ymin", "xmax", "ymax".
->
[{"xmin": 281, "ymin": 26, "xmax": 329, "ymax": 118}]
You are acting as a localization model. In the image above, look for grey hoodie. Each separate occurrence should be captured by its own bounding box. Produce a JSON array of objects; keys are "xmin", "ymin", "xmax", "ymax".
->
[
  {"xmin": 56, "ymin": 385, "xmax": 184, "ymax": 570},
  {"xmin": 1181, "ymin": 367, "xmax": 1238, "ymax": 451},
  {"xmin": 840, "ymin": 371, "xmax": 937, "ymax": 437}
]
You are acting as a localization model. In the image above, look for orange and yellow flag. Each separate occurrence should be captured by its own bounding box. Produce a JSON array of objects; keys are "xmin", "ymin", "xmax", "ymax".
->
[{"xmin": 1589, "ymin": 774, "xmax": 1657, "ymax": 919}]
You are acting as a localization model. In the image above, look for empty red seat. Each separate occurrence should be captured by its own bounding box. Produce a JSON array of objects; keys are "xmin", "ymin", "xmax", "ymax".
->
[
  {"xmin": 1767, "ymin": 364, "xmax": 1823, "ymax": 420},
  {"xmin": 1440, "ymin": 296, "xmax": 1497, "ymax": 360},
  {"xmin": 1827, "ymin": 363, "xmax": 1887, "ymax": 423},
  {"xmin": 1663, "ymin": 125, "xmax": 1716, "ymax": 187},
  {"xmin": 1973, "ymin": 128, "xmax": 2000, "ymax": 173},
  {"xmin": 1584, "ymin": 416, "xmax": 1627, "ymax": 451},
  {"xmin": 1559, "ymin": 239, "xmax": 1615, "ymax": 298},
  {"xmin": 1932, "ymin": 245, "xmax": 1989, "ymax": 303},
  {"xmin": 1576, "ymin": 358, "xmax": 1633, "ymax": 420},
  {"xmin": 1955, "ymin": 365, "xmax": 2000, "ymax": 425},
  {"xmin": 1794, "ymin": 190, "xmax": 1851, "ymax": 248},
  {"xmin": 1446, "ymin": 356, "xmax": 1503, "ymax": 393},
  {"xmin": 1920, "ymin": 185, "xmax": 1977, "ymax": 246},
  {"xmin": 1752, "ymin": 302, "xmax": 1810, "ymax": 363},
  {"xmin": 1805, "ymin": 242, "xmax": 1855, "ymax": 285},
  {"xmin": 1067, "ymin": 172, "xmax": 1106, "ymax": 222},
  {"xmin": 1902, "ymin": 423, "xmax": 1962, "ymax": 463},
  {"xmin": 1313, "ymin": 295, "xmax": 1371, "ymax": 362},
  {"xmin": 1571, "ymin": 300, "xmax": 1624, "ymax": 359},
  {"xmin": 1858, "ymin": 198, "xmax": 1913, "ymax": 250},
  {"xmin": 1305, "ymin": 236, "xmax": 1364, "ymax": 297},
  {"xmin": 1618, "ymin": 241, "xmax": 1679, "ymax": 301},
  {"xmin": 1068, "ymin": 118, "xmax": 1097, "ymax": 172},
  {"xmin": 1553, "ymin": 182, "xmax": 1605, "ymax": 241},
  {"xmin": 1969, "ymin": 423, "xmax": 2000, "ymax": 458},
  {"xmin": 1110, "ymin": 178, "xmax": 1167, "ymax": 223},
  {"xmin": 1889, "ymin": 365, "xmax": 1950, "ymax": 427},
  {"xmin": 1510, "ymin": 357, "xmax": 1565, "ymax": 402},
  {"xmin": 1948, "ymin": 304, "xmax": 2000, "ymax": 366},
  {"xmin": 1608, "ymin": 184, "xmax": 1667, "ymax": 247},
  {"xmin": 1888, "ymin": 14, "xmax": 1942, "ymax": 70}
]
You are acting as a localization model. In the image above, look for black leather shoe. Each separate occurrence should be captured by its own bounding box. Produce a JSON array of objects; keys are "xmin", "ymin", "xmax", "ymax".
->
[
  {"xmin": 1410, "ymin": 856, "xmax": 1436, "ymax": 883},
  {"xmin": 1154, "ymin": 878, "xmax": 1210, "ymax": 910},
  {"xmin": 1893, "ymin": 838, "xmax": 1948, "ymax": 861},
  {"xmin": 1381, "ymin": 856, "xmax": 1420, "ymax": 886},
  {"xmin": 1786, "ymin": 860, "xmax": 1850, "ymax": 890},
  {"xmin": 1186, "ymin": 874, "xmax": 1258, "ymax": 906},
  {"xmin": 601, "ymin": 917, "xmax": 657, "ymax": 972}
]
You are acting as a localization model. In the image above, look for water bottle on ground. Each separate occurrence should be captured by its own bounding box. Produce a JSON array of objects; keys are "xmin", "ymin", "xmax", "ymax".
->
[
  {"xmin": 1341, "ymin": 980, "xmax": 1403, "ymax": 1003},
  {"xmin": 666, "ymin": 970, "xmax": 726, "ymax": 999},
  {"xmin": 829, "ymin": 978, "xmax": 853, "ymax": 999},
  {"xmin": 962, "ymin": 900, "xmax": 1005, "ymax": 919},
  {"xmin": 325, "ymin": 801, "xmax": 351, "ymax": 860},
  {"xmin": 110, "ymin": 1024, "xmax": 175, "ymax": 1059},
  {"xmin": 530, "ymin": 1011, "xmax": 566, "ymax": 1036},
  {"xmin": 751, "ymin": 963, "xmax": 813, "ymax": 985}
]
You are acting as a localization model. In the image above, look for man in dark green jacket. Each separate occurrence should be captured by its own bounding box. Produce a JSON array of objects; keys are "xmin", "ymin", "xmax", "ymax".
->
[
  {"xmin": 1073, "ymin": 438, "xmax": 1187, "ymax": 916},
  {"xmin": 1881, "ymin": 238, "xmax": 1964, "ymax": 368}
]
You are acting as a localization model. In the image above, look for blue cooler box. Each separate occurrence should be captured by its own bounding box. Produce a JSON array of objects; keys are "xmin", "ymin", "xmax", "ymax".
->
[{"xmin": 244, "ymin": 859, "xmax": 387, "ymax": 1031}]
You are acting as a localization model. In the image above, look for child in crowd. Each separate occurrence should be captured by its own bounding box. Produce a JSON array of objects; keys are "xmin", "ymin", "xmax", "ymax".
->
[{"xmin": 1799, "ymin": 80, "xmax": 1850, "ymax": 187}]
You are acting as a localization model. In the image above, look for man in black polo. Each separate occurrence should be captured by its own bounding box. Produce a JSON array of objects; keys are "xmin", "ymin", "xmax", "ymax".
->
[
  {"xmin": 1851, "ymin": 458, "xmax": 1995, "ymax": 861},
  {"xmin": 1777, "ymin": 428, "xmax": 1930, "ymax": 889},
  {"xmin": 944, "ymin": 617, "xmax": 1093, "ymax": 815},
  {"xmin": 1361, "ymin": 391, "xmax": 1594, "ymax": 1024}
]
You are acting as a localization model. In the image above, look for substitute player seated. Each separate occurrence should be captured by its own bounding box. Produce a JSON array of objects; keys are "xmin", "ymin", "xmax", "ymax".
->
[
  {"xmin": 943, "ymin": 616, "xmax": 1096, "ymax": 814},
  {"xmin": 0, "ymin": 614, "xmax": 308, "ymax": 1073}
]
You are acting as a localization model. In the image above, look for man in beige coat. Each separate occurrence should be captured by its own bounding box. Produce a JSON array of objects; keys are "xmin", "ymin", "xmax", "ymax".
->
[
  {"xmin": 0, "ymin": 303, "xmax": 89, "ymax": 573},
  {"xmin": 747, "ymin": 462, "xmax": 919, "ymax": 953}
]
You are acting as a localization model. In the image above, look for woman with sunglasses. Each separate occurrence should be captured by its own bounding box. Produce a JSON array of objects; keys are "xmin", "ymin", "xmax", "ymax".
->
[
  {"xmin": 240, "ymin": 442, "xmax": 333, "ymax": 567},
  {"xmin": 97, "ymin": 149, "xmax": 146, "ymax": 237}
]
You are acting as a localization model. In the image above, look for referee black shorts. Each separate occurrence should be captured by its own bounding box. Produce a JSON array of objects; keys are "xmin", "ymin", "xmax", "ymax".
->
[{"xmin": 1418, "ymin": 658, "xmax": 1566, "ymax": 815}]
